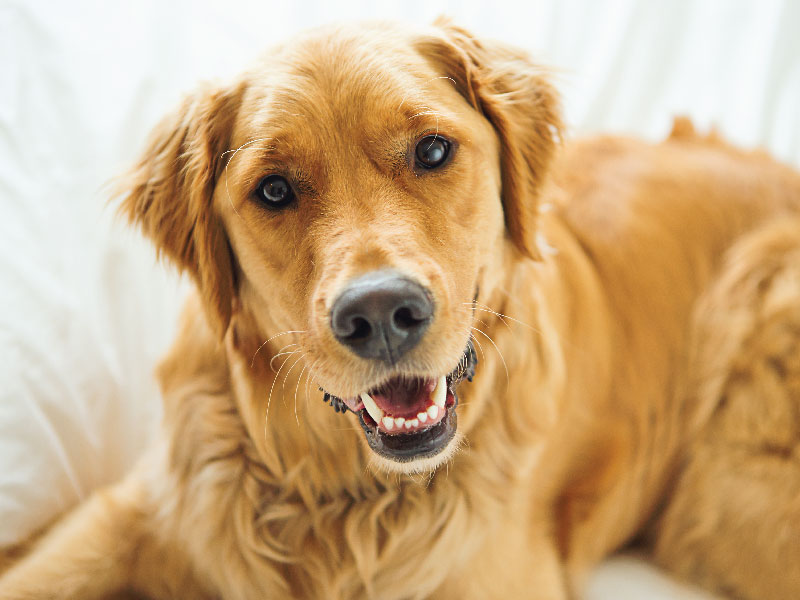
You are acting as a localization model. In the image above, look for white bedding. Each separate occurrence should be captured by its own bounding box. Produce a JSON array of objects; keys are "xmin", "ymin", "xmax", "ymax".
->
[{"xmin": 2, "ymin": 0, "xmax": 797, "ymax": 597}]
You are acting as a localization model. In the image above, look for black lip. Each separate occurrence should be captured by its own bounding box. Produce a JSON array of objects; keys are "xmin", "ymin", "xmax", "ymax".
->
[{"xmin": 358, "ymin": 400, "xmax": 458, "ymax": 462}]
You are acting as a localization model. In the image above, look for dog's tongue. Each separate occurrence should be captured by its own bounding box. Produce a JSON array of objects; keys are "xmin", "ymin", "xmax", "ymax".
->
[{"xmin": 369, "ymin": 377, "xmax": 436, "ymax": 418}]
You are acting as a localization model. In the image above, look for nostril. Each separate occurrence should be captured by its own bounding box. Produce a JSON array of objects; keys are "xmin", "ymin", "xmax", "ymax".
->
[
  {"xmin": 330, "ymin": 270, "xmax": 434, "ymax": 363},
  {"xmin": 393, "ymin": 306, "xmax": 423, "ymax": 331},
  {"xmin": 347, "ymin": 317, "xmax": 372, "ymax": 340}
]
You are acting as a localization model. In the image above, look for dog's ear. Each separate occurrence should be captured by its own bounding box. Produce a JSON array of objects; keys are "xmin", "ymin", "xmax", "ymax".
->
[
  {"xmin": 417, "ymin": 19, "xmax": 563, "ymax": 259},
  {"xmin": 118, "ymin": 82, "xmax": 245, "ymax": 337}
]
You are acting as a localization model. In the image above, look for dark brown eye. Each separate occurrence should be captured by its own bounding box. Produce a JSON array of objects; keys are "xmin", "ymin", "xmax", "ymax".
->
[
  {"xmin": 415, "ymin": 136, "xmax": 451, "ymax": 169},
  {"xmin": 256, "ymin": 174, "xmax": 295, "ymax": 208}
]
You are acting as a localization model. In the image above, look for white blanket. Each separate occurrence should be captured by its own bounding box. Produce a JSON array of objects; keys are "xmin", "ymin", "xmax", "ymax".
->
[{"xmin": 2, "ymin": 0, "xmax": 797, "ymax": 597}]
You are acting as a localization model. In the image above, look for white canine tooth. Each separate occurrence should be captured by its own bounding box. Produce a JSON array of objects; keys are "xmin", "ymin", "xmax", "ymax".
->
[
  {"xmin": 404, "ymin": 420, "xmax": 414, "ymax": 429},
  {"xmin": 417, "ymin": 411, "xmax": 428, "ymax": 423},
  {"xmin": 427, "ymin": 404, "xmax": 439, "ymax": 419},
  {"xmin": 360, "ymin": 392, "xmax": 384, "ymax": 424},
  {"xmin": 432, "ymin": 375, "xmax": 447, "ymax": 408},
  {"xmin": 394, "ymin": 417, "xmax": 405, "ymax": 428},
  {"xmin": 382, "ymin": 416, "xmax": 395, "ymax": 430},
  {"xmin": 408, "ymin": 418, "xmax": 419, "ymax": 428}
]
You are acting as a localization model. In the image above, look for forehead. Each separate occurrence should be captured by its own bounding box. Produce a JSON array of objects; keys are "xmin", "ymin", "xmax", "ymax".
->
[{"xmin": 232, "ymin": 25, "xmax": 467, "ymax": 149}]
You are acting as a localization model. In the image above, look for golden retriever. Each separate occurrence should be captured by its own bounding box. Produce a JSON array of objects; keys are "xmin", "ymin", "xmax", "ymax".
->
[{"xmin": 2, "ymin": 19, "xmax": 800, "ymax": 600}]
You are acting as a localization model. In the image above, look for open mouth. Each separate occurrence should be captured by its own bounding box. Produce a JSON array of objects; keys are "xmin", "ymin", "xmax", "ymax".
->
[{"xmin": 321, "ymin": 342, "xmax": 477, "ymax": 462}]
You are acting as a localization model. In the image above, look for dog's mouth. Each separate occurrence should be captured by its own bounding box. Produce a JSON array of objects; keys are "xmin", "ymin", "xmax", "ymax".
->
[{"xmin": 321, "ymin": 342, "xmax": 477, "ymax": 462}]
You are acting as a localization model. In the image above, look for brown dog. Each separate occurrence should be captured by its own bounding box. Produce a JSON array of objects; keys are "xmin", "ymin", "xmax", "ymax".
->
[{"xmin": 2, "ymin": 19, "xmax": 800, "ymax": 600}]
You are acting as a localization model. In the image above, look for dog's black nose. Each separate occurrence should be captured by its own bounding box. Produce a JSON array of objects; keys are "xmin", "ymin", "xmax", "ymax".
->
[{"xmin": 330, "ymin": 270, "xmax": 433, "ymax": 364}]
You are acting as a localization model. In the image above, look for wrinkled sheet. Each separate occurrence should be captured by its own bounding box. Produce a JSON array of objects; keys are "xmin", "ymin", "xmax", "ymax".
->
[{"xmin": 2, "ymin": 0, "xmax": 798, "ymax": 597}]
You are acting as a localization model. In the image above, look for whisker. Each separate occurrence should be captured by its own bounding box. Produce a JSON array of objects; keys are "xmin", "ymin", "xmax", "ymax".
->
[
  {"xmin": 427, "ymin": 111, "xmax": 440, "ymax": 150},
  {"xmin": 463, "ymin": 302, "xmax": 539, "ymax": 333},
  {"xmin": 303, "ymin": 359, "xmax": 320, "ymax": 408},
  {"xmin": 251, "ymin": 330, "xmax": 307, "ymax": 367},
  {"xmin": 220, "ymin": 137, "xmax": 273, "ymax": 159},
  {"xmin": 471, "ymin": 326, "xmax": 509, "ymax": 387},
  {"xmin": 472, "ymin": 308, "xmax": 514, "ymax": 333},
  {"xmin": 407, "ymin": 109, "xmax": 443, "ymax": 121},
  {"xmin": 277, "ymin": 354, "xmax": 307, "ymax": 428},
  {"xmin": 472, "ymin": 316, "xmax": 495, "ymax": 330},
  {"xmin": 398, "ymin": 76, "xmax": 457, "ymax": 111},
  {"xmin": 468, "ymin": 332, "xmax": 486, "ymax": 361},
  {"xmin": 274, "ymin": 341, "xmax": 299, "ymax": 354},
  {"xmin": 269, "ymin": 346, "xmax": 300, "ymax": 373},
  {"xmin": 265, "ymin": 351, "xmax": 298, "ymax": 430},
  {"xmin": 222, "ymin": 137, "xmax": 273, "ymax": 219},
  {"xmin": 471, "ymin": 301, "xmax": 535, "ymax": 330},
  {"xmin": 293, "ymin": 361, "xmax": 310, "ymax": 428},
  {"xmin": 433, "ymin": 75, "xmax": 458, "ymax": 88},
  {"xmin": 397, "ymin": 91, "xmax": 410, "ymax": 111},
  {"xmin": 281, "ymin": 354, "xmax": 306, "ymax": 396}
]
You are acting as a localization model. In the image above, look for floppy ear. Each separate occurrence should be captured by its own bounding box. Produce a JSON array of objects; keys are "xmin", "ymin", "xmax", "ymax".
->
[
  {"xmin": 118, "ymin": 82, "xmax": 245, "ymax": 337},
  {"xmin": 417, "ymin": 19, "xmax": 563, "ymax": 260}
]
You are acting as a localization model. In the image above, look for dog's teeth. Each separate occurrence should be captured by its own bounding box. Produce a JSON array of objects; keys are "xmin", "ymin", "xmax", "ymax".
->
[
  {"xmin": 432, "ymin": 375, "xmax": 447, "ymax": 408},
  {"xmin": 427, "ymin": 404, "xmax": 439, "ymax": 419},
  {"xmin": 417, "ymin": 411, "xmax": 428, "ymax": 423},
  {"xmin": 383, "ymin": 416, "xmax": 395, "ymax": 430},
  {"xmin": 394, "ymin": 417, "xmax": 405, "ymax": 428},
  {"xmin": 359, "ymin": 392, "xmax": 384, "ymax": 424},
  {"xmin": 406, "ymin": 419, "xmax": 419, "ymax": 429}
]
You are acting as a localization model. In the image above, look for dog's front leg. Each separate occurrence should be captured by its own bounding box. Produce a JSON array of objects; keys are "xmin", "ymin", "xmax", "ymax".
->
[
  {"xmin": 435, "ymin": 527, "xmax": 570, "ymax": 600},
  {"xmin": 0, "ymin": 475, "xmax": 155, "ymax": 600}
]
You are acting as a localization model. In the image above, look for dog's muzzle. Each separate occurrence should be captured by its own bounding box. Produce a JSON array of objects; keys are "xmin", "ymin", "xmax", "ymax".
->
[{"xmin": 321, "ymin": 341, "xmax": 477, "ymax": 462}]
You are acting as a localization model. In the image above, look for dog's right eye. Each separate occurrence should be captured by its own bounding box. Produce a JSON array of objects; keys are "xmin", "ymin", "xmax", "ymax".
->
[
  {"xmin": 255, "ymin": 175, "xmax": 295, "ymax": 208},
  {"xmin": 414, "ymin": 135, "xmax": 451, "ymax": 170}
]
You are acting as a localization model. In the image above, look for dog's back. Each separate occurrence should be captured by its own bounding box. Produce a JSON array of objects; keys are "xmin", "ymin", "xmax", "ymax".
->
[{"xmin": 538, "ymin": 125, "xmax": 800, "ymax": 592}]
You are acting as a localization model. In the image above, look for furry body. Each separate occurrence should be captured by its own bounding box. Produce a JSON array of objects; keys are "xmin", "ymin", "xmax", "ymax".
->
[{"xmin": 2, "ymin": 21, "xmax": 800, "ymax": 600}]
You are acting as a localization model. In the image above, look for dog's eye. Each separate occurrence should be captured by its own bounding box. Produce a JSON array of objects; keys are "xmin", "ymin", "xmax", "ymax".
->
[
  {"xmin": 256, "ymin": 175, "xmax": 295, "ymax": 208},
  {"xmin": 415, "ymin": 136, "xmax": 451, "ymax": 169}
]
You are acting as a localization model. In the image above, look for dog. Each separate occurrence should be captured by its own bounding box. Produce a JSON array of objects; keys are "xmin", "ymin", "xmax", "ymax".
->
[{"xmin": 2, "ymin": 18, "xmax": 800, "ymax": 600}]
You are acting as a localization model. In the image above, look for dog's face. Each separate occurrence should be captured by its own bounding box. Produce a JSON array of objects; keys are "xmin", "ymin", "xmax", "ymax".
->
[{"xmin": 121, "ymin": 21, "xmax": 560, "ymax": 472}]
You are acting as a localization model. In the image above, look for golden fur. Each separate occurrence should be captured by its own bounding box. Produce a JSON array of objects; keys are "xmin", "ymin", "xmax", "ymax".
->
[{"xmin": 2, "ymin": 20, "xmax": 800, "ymax": 600}]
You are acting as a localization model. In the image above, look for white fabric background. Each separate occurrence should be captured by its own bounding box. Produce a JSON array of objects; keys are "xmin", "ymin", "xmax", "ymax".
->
[{"xmin": 2, "ymin": 0, "xmax": 798, "ymax": 597}]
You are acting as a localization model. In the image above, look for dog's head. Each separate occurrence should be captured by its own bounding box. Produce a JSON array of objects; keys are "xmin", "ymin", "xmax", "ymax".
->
[{"xmin": 120, "ymin": 20, "xmax": 561, "ymax": 472}]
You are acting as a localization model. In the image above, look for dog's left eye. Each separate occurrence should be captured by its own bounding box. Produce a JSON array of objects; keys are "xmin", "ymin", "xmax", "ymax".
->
[
  {"xmin": 415, "ymin": 136, "xmax": 451, "ymax": 169},
  {"xmin": 255, "ymin": 175, "xmax": 295, "ymax": 208}
]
